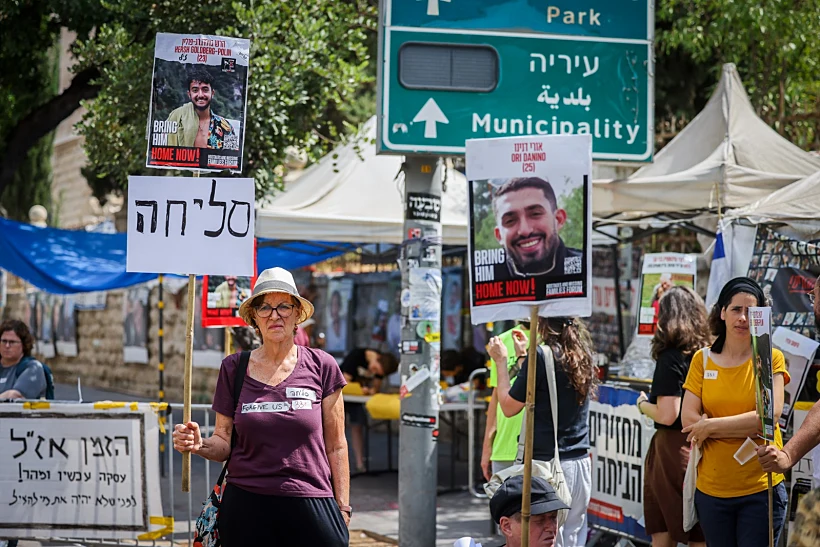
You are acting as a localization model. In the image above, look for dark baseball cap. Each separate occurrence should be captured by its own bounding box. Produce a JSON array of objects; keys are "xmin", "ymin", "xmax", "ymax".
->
[{"xmin": 489, "ymin": 475, "xmax": 569, "ymax": 524}]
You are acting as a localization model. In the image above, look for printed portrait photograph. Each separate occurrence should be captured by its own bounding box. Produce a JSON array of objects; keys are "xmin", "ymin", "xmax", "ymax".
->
[
  {"xmin": 152, "ymin": 61, "xmax": 247, "ymax": 150},
  {"xmin": 123, "ymin": 286, "xmax": 150, "ymax": 364},
  {"xmin": 207, "ymin": 275, "xmax": 252, "ymax": 310},
  {"xmin": 471, "ymin": 176, "xmax": 584, "ymax": 279},
  {"xmin": 324, "ymin": 278, "xmax": 352, "ymax": 354}
]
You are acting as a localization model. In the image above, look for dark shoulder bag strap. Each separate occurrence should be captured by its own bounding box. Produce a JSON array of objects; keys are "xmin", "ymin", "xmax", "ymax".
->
[{"xmin": 217, "ymin": 350, "xmax": 250, "ymax": 485}]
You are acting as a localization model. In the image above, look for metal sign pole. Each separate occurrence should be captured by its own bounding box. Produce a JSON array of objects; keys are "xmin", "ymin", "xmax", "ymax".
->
[{"xmin": 398, "ymin": 156, "xmax": 444, "ymax": 546}]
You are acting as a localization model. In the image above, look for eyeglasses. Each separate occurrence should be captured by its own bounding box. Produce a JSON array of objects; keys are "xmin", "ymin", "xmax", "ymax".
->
[
  {"xmin": 255, "ymin": 303, "xmax": 296, "ymax": 319},
  {"xmin": 0, "ymin": 339, "xmax": 22, "ymax": 346},
  {"xmin": 810, "ymin": 292, "xmax": 816, "ymax": 305}
]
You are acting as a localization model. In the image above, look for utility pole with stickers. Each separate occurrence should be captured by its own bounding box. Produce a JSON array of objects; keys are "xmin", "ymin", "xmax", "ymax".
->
[{"xmin": 398, "ymin": 157, "xmax": 444, "ymax": 547}]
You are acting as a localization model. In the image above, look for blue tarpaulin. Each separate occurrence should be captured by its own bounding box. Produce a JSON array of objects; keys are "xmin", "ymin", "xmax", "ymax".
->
[{"xmin": 0, "ymin": 216, "xmax": 350, "ymax": 294}]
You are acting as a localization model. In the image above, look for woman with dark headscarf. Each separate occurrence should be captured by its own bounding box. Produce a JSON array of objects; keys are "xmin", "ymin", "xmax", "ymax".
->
[{"xmin": 681, "ymin": 277, "xmax": 789, "ymax": 547}]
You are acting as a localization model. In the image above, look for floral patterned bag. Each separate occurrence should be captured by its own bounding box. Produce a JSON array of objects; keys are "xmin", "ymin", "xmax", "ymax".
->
[{"xmin": 193, "ymin": 351, "xmax": 249, "ymax": 547}]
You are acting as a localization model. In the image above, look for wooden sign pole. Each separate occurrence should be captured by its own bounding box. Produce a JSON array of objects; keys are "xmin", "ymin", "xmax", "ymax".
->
[
  {"xmin": 181, "ymin": 273, "xmax": 195, "ymax": 492},
  {"xmin": 520, "ymin": 305, "xmax": 539, "ymax": 547},
  {"xmin": 181, "ymin": 169, "xmax": 202, "ymax": 493}
]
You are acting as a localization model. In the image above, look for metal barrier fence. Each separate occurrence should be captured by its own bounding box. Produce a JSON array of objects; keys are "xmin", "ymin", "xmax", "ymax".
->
[
  {"xmin": 467, "ymin": 367, "xmax": 489, "ymax": 499},
  {"xmin": 12, "ymin": 390, "xmax": 492, "ymax": 547},
  {"xmin": 8, "ymin": 403, "xmax": 219, "ymax": 547}
]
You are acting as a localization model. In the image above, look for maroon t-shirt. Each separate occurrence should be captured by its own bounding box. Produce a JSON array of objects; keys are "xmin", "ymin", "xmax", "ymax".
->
[{"xmin": 212, "ymin": 347, "xmax": 346, "ymax": 497}]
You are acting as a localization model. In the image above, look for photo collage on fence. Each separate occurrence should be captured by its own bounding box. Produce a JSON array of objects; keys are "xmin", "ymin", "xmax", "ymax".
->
[
  {"xmin": 587, "ymin": 246, "xmax": 642, "ymax": 364},
  {"xmin": 26, "ymin": 291, "xmax": 80, "ymax": 359},
  {"xmin": 746, "ymin": 226, "xmax": 820, "ymax": 341}
]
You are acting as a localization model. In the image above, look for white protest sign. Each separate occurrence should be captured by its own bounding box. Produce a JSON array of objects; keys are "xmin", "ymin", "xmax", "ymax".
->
[
  {"xmin": 0, "ymin": 403, "xmax": 164, "ymax": 539},
  {"xmin": 636, "ymin": 253, "xmax": 697, "ymax": 336},
  {"xmin": 592, "ymin": 276, "xmax": 618, "ymax": 316},
  {"xmin": 588, "ymin": 388, "xmax": 655, "ymax": 529},
  {"xmin": 466, "ymin": 134, "xmax": 592, "ymax": 324},
  {"xmin": 772, "ymin": 327, "xmax": 820, "ymax": 428},
  {"xmin": 127, "ymin": 176, "xmax": 254, "ymax": 276}
]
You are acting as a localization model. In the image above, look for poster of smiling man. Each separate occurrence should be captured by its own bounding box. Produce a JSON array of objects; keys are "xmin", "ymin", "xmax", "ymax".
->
[
  {"xmin": 146, "ymin": 33, "xmax": 250, "ymax": 172},
  {"xmin": 466, "ymin": 135, "xmax": 592, "ymax": 324}
]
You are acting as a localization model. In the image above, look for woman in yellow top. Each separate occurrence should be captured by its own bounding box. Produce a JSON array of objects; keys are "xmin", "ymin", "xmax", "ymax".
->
[{"xmin": 681, "ymin": 277, "xmax": 790, "ymax": 547}]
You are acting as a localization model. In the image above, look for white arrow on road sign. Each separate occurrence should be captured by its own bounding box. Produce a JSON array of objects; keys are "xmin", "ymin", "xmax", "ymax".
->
[
  {"xmin": 412, "ymin": 98, "xmax": 449, "ymax": 139},
  {"xmin": 425, "ymin": 0, "xmax": 451, "ymax": 16}
]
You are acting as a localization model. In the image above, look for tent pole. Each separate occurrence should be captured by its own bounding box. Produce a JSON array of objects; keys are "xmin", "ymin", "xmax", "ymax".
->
[{"xmin": 612, "ymin": 244, "xmax": 626, "ymax": 358}]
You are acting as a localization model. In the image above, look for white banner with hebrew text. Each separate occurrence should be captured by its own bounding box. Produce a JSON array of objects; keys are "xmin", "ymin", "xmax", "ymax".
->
[{"xmin": 0, "ymin": 403, "xmax": 165, "ymax": 539}]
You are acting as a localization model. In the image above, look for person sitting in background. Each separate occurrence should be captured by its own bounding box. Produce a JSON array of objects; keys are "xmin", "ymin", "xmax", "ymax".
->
[
  {"xmin": 340, "ymin": 347, "xmax": 399, "ymax": 473},
  {"xmin": 0, "ymin": 319, "xmax": 47, "ymax": 400}
]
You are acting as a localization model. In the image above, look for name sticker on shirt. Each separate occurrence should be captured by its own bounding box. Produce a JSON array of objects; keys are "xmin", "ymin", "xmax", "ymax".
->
[
  {"xmin": 291, "ymin": 399, "xmax": 312, "ymax": 411},
  {"xmin": 704, "ymin": 370, "xmax": 718, "ymax": 380},
  {"xmin": 286, "ymin": 387, "xmax": 317, "ymax": 401},
  {"xmin": 242, "ymin": 402, "xmax": 290, "ymax": 413}
]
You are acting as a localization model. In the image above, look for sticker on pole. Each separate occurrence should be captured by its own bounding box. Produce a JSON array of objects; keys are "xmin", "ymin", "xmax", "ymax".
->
[
  {"xmin": 466, "ymin": 135, "xmax": 592, "ymax": 324},
  {"xmin": 406, "ymin": 192, "xmax": 442, "ymax": 222},
  {"xmin": 400, "ymin": 366, "xmax": 430, "ymax": 398},
  {"xmin": 401, "ymin": 412, "xmax": 437, "ymax": 428},
  {"xmin": 146, "ymin": 33, "xmax": 250, "ymax": 173}
]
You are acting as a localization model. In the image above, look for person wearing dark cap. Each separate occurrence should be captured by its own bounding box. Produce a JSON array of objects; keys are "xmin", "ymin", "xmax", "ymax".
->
[
  {"xmin": 489, "ymin": 475, "xmax": 569, "ymax": 547},
  {"xmin": 680, "ymin": 277, "xmax": 790, "ymax": 547}
]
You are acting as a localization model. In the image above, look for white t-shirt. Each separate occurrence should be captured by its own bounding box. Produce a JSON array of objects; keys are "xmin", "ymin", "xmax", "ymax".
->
[{"xmin": 811, "ymin": 444, "xmax": 820, "ymax": 488}]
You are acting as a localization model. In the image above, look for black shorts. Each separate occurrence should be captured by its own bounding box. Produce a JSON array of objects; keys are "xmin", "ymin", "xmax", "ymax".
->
[
  {"xmin": 218, "ymin": 483, "xmax": 349, "ymax": 546},
  {"xmin": 345, "ymin": 402, "xmax": 368, "ymax": 425}
]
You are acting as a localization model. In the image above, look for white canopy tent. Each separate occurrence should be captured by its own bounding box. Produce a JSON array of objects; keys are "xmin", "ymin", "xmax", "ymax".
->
[
  {"xmin": 729, "ymin": 170, "xmax": 820, "ymax": 240},
  {"xmin": 257, "ymin": 116, "xmax": 618, "ymax": 246},
  {"xmin": 256, "ymin": 117, "xmax": 469, "ymax": 245},
  {"xmin": 593, "ymin": 64, "xmax": 820, "ymax": 216}
]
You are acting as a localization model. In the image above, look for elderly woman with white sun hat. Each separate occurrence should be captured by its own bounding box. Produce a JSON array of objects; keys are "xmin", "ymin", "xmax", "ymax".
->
[{"xmin": 173, "ymin": 267, "xmax": 350, "ymax": 545}]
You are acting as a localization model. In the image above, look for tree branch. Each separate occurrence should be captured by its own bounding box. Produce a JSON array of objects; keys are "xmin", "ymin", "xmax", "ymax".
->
[{"xmin": 0, "ymin": 66, "xmax": 101, "ymax": 196}]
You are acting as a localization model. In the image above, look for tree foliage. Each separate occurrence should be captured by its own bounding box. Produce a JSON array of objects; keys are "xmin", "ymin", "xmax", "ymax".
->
[
  {"xmin": 472, "ymin": 181, "xmax": 502, "ymax": 251},
  {"xmin": 655, "ymin": 0, "xmax": 820, "ymax": 149},
  {"xmin": 75, "ymin": 0, "xmax": 376, "ymax": 199},
  {"xmin": 3, "ymin": 0, "xmax": 818, "ymax": 217},
  {"xmin": 558, "ymin": 184, "xmax": 584, "ymax": 251},
  {"xmin": 0, "ymin": 1, "xmax": 104, "ymax": 209},
  {"xmin": 0, "ymin": 0, "xmax": 376, "ymax": 205},
  {"xmin": 0, "ymin": 2, "xmax": 61, "ymax": 221}
]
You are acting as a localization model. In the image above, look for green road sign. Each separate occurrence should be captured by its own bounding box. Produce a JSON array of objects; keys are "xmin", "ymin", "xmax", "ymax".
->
[
  {"xmin": 389, "ymin": 0, "xmax": 650, "ymax": 41},
  {"xmin": 377, "ymin": 0, "xmax": 654, "ymax": 161}
]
